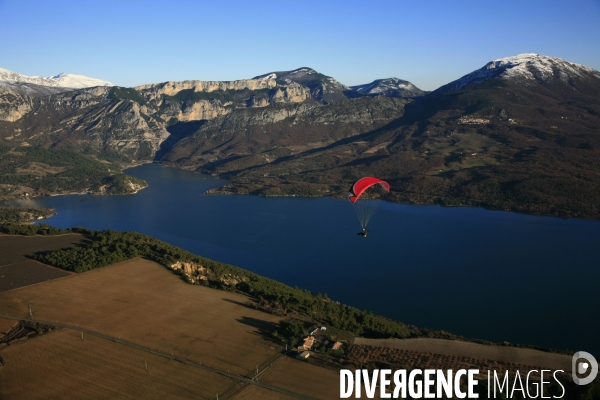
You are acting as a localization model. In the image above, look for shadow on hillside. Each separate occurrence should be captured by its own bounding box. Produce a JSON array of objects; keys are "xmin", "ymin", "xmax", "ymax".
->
[
  {"xmin": 221, "ymin": 297, "xmax": 258, "ymax": 311},
  {"xmin": 154, "ymin": 120, "xmax": 207, "ymax": 161},
  {"xmin": 236, "ymin": 316, "xmax": 277, "ymax": 339}
]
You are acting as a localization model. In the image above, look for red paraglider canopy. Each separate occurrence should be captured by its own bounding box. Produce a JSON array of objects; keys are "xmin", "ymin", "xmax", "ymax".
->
[{"xmin": 348, "ymin": 177, "xmax": 390, "ymax": 203}]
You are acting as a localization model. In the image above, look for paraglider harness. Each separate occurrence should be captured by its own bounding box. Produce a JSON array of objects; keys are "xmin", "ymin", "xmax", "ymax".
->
[{"xmin": 357, "ymin": 228, "xmax": 368, "ymax": 238}]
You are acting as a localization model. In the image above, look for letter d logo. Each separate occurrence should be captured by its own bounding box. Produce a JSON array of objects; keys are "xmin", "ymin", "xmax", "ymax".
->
[{"xmin": 572, "ymin": 351, "xmax": 598, "ymax": 385}]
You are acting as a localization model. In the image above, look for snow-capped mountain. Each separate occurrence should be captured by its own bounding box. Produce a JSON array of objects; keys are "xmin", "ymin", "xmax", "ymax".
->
[
  {"xmin": 433, "ymin": 53, "xmax": 600, "ymax": 94},
  {"xmin": 0, "ymin": 68, "xmax": 114, "ymax": 89},
  {"xmin": 351, "ymin": 78, "xmax": 425, "ymax": 98}
]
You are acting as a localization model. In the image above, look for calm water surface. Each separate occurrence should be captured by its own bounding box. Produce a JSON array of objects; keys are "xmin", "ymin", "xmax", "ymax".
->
[{"xmin": 6, "ymin": 163, "xmax": 600, "ymax": 354}]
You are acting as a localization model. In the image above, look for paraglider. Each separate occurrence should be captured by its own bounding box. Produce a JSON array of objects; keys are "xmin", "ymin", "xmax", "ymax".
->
[{"xmin": 348, "ymin": 177, "xmax": 390, "ymax": 237}]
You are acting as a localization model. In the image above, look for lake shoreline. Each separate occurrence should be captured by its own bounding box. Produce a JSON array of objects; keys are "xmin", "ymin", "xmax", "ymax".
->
[{"xmin": 3, "ymin": 159, "xmax": 594, "ymax": 222}]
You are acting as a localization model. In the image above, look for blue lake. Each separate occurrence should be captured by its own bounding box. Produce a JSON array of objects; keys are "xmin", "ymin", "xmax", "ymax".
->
[{"xmin": 6, "ymin": 163, "xmax": 600, "ymax": 354}]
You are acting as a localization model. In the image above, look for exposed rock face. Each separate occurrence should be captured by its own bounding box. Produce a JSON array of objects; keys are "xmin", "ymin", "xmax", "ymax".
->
[
  {"xmin": 135, "ymin": 78, "xmax": 277, "ymax": 97},
  {"xmin": 0, "ymin": 90, "xmax": 32, "ymax": 122},
  {"xmin": 167, "ymin": 99, "xmax": 229, "ymax": 122},
  {"xmin": 254, "ymin": 67, "xmax": 351, "ymax": 103},
  {"xmin": 169, "ymin": 261, "xmax": 247, "ymax": 287},
  {"xmin": 169, "ymin": 261, "xmax": 209, "ymax": 283},
  {"xmin": 268, "ymin": 82, "xmax": 311, "ymax": 104},
  {"xmin": 135, "ymin": 78, "xmax": 312, "ymax": 125},
  {"xmin": 0, "ymin": 87, "xmax": 170, "ymax": 160}
]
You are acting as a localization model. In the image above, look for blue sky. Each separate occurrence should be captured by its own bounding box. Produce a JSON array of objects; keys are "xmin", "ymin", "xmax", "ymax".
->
[{"xmin": 1, "ymin": 0, "xmax": 599, "ymax": 91}]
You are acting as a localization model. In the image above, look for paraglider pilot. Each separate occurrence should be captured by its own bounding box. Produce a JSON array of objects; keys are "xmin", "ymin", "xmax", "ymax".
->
[{"xmin": 348, "ymin": 177, "xmax": 390, "ymax": 238}]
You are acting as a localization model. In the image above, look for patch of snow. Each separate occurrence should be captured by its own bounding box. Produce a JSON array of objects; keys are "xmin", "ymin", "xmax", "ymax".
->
[
  {"xmin": 289, "ymin": 68, "xmax": 315, "ymax": 76},
  {"xmin": 0, "ymin": 68, "xmax": 114, "ymax": 88},
  {"xmin": 351, "ymin": 78, "xmax": 420, "ymax": 95},
  {"xmin": 258, "ymin": 73, "xmax": 277, "ymax": 81}
]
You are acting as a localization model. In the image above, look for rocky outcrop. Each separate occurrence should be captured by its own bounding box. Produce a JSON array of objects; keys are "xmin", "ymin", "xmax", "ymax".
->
[
  {"xmin": 169, "ymin": 261, "xmax": 248, "ymax": 287},
  {"xmin": 169, "ymin": 261, "xmax": 209, "ymax": 284},
  {"xmin": 137, "ymin": 78, "xmax": 312, "ymax": 126},
  {"xmin": 268, "ymin": 82, "xmax": 310, "ymax": 104},
  {"xmin": 0, "ymin": 90, "xmax": 32, "ymax": 122}
]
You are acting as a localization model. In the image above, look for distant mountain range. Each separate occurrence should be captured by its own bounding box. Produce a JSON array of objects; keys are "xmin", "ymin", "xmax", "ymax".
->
[
  {"xmin": 1, "ymin": 54, "xmax": 599, "ymax": 218},
  {"xmin": 1, "ymin": 66, "xmax": 424, "ymax": 101},
  {"xmin": 0, "ymin": 68, "xmax": 114, "ymax": 88}
]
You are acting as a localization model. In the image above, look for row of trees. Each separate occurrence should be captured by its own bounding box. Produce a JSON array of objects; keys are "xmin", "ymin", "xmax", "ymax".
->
[{"xmin": 0, "ymin": 223, "xmax": 73, "ymax": 236}]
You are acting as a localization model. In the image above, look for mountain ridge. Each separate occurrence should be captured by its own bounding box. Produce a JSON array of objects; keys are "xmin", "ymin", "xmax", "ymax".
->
[{"xmin": 1, "ymin": 54, "xmax": 599, "ymax": 219}]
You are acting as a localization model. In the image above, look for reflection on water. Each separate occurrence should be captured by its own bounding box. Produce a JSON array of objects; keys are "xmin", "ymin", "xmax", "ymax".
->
[{"xmin": 4, "ymin": 163, "xmax": 600, "ymax": 354}]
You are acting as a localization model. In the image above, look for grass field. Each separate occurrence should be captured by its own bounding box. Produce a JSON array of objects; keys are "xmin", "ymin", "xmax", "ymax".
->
[
  {"xmin": 0, "ymin": 328, "xmax": 237, "ymax": 399},
  {"xmin": 0, "ymin": 258, "xmax": 284, "ymax": 377},
  {"xmin": 259, "ymin": 356, "xmax": 341, "ymax": 400},
  {"xmin": 0, "ymin": 234, "xmax": 82, "ymax": 292}
]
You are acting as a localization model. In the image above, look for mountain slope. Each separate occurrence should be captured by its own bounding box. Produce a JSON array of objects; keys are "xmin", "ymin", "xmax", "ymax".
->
[
  {"xmin": 433, "ymin": 53, "xmax": 600, "ymax": 94},
  {"xmin": 208, "ymin": 54, "xmax": 600, "ymax": 218},
  {"xmin": 160, "ymin": 96, "xmax": 409, "ymax": 176},
  {"xmin": 1, "ymin": 57, "xmax": 600, "ymax": 218}
]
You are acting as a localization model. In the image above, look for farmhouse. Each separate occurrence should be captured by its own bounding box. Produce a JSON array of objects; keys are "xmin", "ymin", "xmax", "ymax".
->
[
  {"xmin": 296, "ymin": 351, "xmax": 311, "ymax": 361},
  {"xmin": 297, "ymin": 336, "xmax": 315, "ymax": 351},
  {"xmin": 332, "ymin": 341, "xmax": 342, "ymax": 351}
]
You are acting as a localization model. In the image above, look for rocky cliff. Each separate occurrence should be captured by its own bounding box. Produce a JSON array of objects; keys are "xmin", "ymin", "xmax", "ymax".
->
[
  {"xmin": 0, "ymin": 67, "xmax": 410, "ymax": 164},
  {"xmin": 0, "ymin": 89, "xmax": 33, "ymax": 122},
  {"xmin": 0, "ymin": 86, "xmax": 169, "ymax": 161}
]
